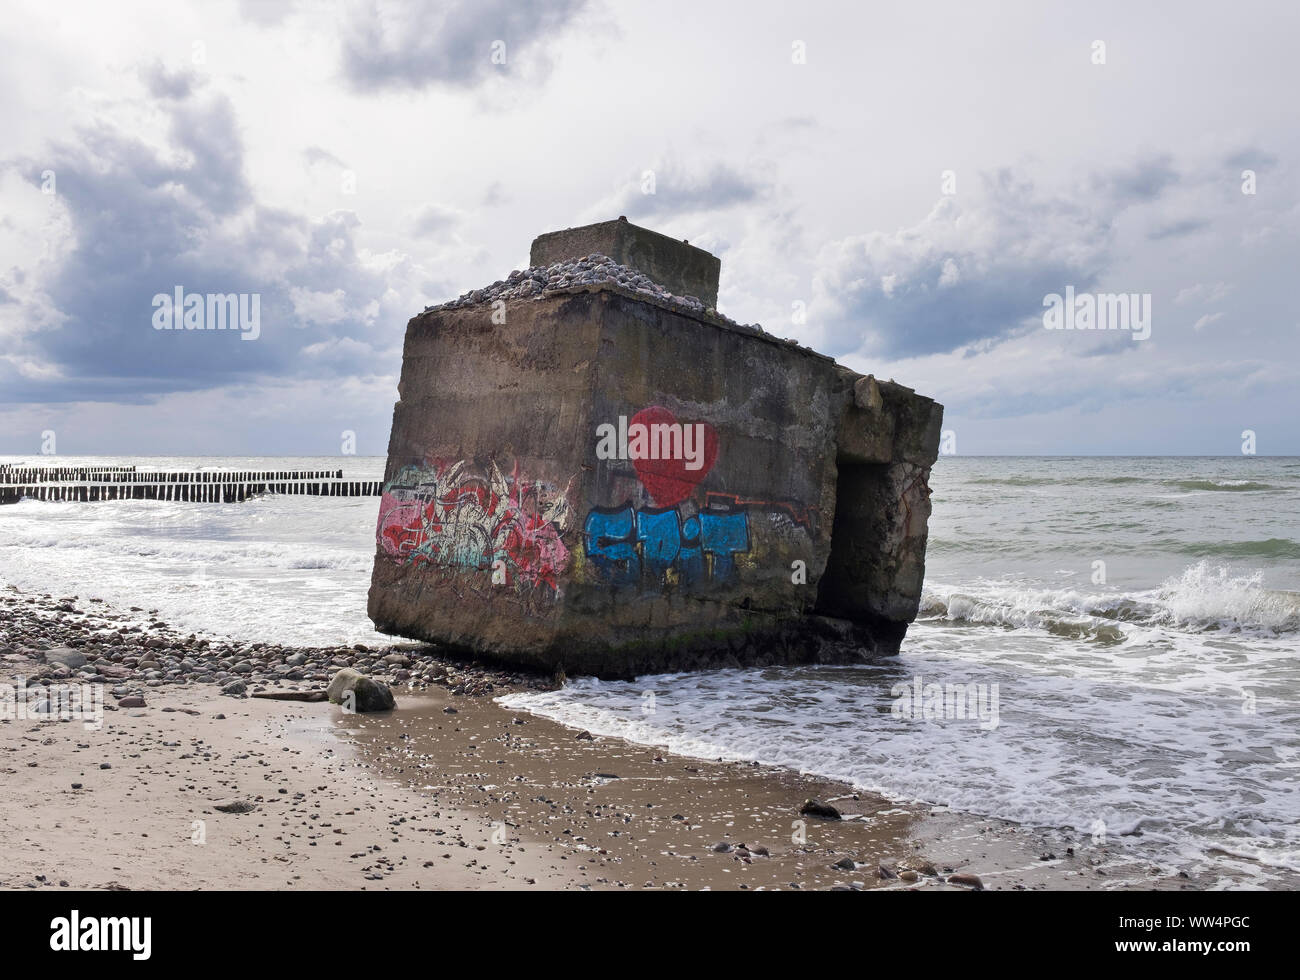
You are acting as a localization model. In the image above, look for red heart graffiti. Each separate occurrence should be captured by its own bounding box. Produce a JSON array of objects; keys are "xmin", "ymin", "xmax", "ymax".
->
[{"xmin": 629, "ymin": 405, "xmax": 718, "ymax": 507}]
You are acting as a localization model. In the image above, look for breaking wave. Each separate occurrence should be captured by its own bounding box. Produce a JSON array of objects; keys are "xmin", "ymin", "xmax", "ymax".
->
[
  {"xmin": 1155, "ymin": 561, "xmax": 1300, "ymax": 633},
  {"xmin": 921, "ymin": 562, "xmax": 1300, "ymax": 637},
  {"xmin": 1163, "ymin": 479, "xmax": 1282, "ymax": 492}
]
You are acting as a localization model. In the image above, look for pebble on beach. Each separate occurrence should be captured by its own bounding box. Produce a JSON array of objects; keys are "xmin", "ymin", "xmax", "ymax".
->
[
  {"xmin": 799, "ymin": 798, "xmax": 842, "ymax": 821},
  {"xmin": 0, "ymin": 584, "xmax": 557, "ymax": 710}
]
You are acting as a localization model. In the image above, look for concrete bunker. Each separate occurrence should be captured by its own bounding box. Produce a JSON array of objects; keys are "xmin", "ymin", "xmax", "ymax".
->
[{"xmin": 368, "ymin": 217, "xmax": 943, "ymax": 678}]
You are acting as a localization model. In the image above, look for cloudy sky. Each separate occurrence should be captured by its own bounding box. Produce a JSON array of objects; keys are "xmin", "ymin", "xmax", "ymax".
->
[{"xmin": 1, "ymin": 0, "xmax": 1296, "ymax": 455}]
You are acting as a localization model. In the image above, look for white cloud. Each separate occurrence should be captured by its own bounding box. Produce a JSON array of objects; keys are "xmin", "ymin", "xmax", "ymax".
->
[
  {"xmin": 288, "ymin": 286, "xmax": 350, "ymax": 325},
  {"xmin": 1176, "ymin": 282, "xmax": 1234, "ymax": 305}
]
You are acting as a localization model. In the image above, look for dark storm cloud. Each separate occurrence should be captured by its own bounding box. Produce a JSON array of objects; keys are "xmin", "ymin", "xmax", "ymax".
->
[
  {"xmin": 167, "ymin": 96, "xmax": 254, "ymax": 214},
  {"xmin": 1089, "ymin": 155, "xmax": 1179, "ymax": 204},
  {"xmin": 338, "ymin": 0, "xmax": 588, "ymax": 92},
  {"xmin": 812, "ymin": 169, "xmax": 1114, "ymax": 359},
  {"xmin": 0, "ymin": 82, "xmax": 406, "ymax": 406}
]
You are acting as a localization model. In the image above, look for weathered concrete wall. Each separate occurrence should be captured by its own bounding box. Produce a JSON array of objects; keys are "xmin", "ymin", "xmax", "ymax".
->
[
  {"xmin": 368, "ymin": 291, "xmax": 602, "ymax": 659},
  {"xmin": 822, "ymin": 373, "xmax": 943, "ymax": 629},
  {"xmin": 563, "ymin": 288, "xmax": 839, "ymax": 671},
  {"xmin": 531, "ymin": 218, "xmax": 721, "ymax": 309}
]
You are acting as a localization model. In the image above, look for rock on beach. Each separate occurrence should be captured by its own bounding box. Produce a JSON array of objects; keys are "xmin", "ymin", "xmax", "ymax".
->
[{"xmin": 327, "ymin": 668, "xmax": 396, "ymax": 712}]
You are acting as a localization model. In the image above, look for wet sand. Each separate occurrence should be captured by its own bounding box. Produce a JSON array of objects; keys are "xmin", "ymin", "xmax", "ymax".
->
[
  {"xmin": 2, "ymin": 680, "xmax": 1199, "ymax": 891},
  {"xmin": 334, "ymin": 691, "xmax": 1201, "ymax": 891}
]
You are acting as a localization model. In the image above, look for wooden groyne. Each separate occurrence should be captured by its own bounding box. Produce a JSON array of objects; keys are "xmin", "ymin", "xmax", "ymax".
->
[{"xmin": 0, "ymin": 464, "xmax": 382, "ymax": 504}]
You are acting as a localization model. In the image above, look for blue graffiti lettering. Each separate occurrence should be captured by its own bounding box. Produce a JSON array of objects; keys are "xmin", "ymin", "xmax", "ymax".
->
[
  {"xmin": 699, "ymin": 510, "xmax": 749, "ymax": 584},
  {"xmin": 583, "ymin": 504, "xmax": 750, "ymax": 588},
  {"xmin": 583, "ymin": 506, "xmax": 639, "ymax": 586},
  {"xmin": 636, "ymin": 508, "xmax": 681, "ymax": 578}
]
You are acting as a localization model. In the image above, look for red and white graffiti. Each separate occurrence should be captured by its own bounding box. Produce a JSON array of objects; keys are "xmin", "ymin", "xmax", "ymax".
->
[{"xmin": 377, "ymin": 459, "xmax": 574, "ymax": 592}]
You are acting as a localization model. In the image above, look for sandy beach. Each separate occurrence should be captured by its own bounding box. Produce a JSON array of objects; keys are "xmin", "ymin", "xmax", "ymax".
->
[{"xmin": 0, "ymin": 585, "xmax": 1208, "ymax": 891}]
